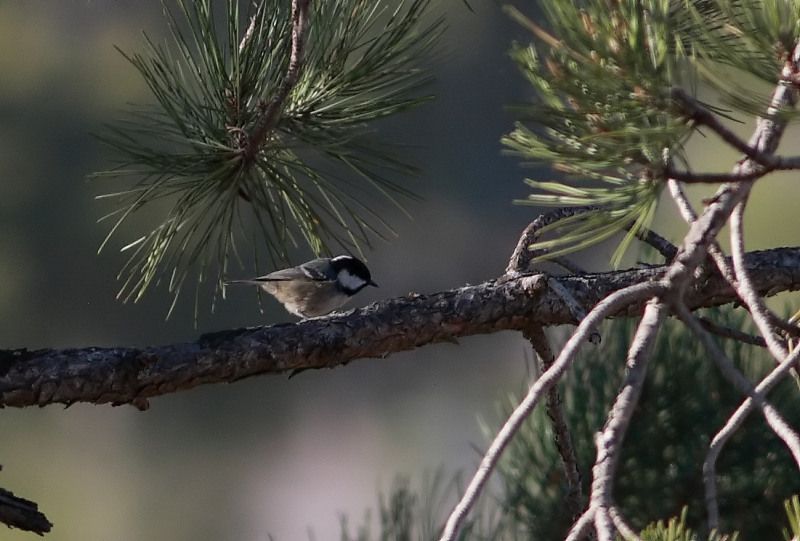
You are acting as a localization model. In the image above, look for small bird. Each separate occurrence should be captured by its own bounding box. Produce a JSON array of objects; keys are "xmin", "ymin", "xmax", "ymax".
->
[{"xmin": 226, "ymin": 255, "xmax": 378, "ymax": 318}]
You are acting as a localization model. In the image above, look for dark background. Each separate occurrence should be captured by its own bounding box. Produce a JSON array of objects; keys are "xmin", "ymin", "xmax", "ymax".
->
[{"xmin": 2, "ymin": 2, "xmax": 798, "ymax": 540}]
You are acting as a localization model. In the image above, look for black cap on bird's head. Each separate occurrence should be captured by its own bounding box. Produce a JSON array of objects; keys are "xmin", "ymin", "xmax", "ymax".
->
[{"xmin": 330, "ymin": 255, "xmax": 378, "ymax": 293}]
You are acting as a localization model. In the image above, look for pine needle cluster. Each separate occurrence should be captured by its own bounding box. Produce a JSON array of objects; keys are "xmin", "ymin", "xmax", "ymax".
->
[
  {"xmin": 94, "ymin": 0, "xmax": 441, "ymax": 316},
  {"xmin": 502, "ymin": 0, "xmax": 800, "ymax": 265}
]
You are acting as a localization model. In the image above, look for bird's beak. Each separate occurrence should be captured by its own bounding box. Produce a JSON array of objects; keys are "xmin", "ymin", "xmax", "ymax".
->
[{"xmin": 369, "ymin": 280, "xmax": 379, "ymax": 287}]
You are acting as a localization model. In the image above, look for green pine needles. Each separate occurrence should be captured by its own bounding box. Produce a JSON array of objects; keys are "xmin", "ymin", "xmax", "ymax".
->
[
  {"xmin": 94, "ymin": 0, "xmax": 441, "ymax": 317},
  {"xmin": 503, "ymin": 1, "xmax": 693, "ymax": 266},
  {"xmin": 503, "ymin": 0, "xmax": 800, "ymax": 266}
]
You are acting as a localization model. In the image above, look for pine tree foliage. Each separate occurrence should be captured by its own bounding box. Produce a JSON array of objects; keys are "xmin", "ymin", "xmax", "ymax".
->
[
  {"xmin": 501, "ymin": 1, "xmax": 693, "ymax": 265},
  {"xmin": 334, "ymin": 311, "xmax": 799, "ymax": 540},
  {"xmin": 687, "ymin": 0, "xmax": 800, "ymax": 117},
  {"xmin": 784, "ymin": 494, "xmax": 800, "ymax": 540},
  {"xmin": 94, "ymin": 0, "xmax": 441, "ymax": 316},
  {"xmin": 501, "ymin": 0, "xmax": 800, "ymax": 265},
  {"xmin": 489, "ymin": 310, "xmax": 800, "ymax": 539}
]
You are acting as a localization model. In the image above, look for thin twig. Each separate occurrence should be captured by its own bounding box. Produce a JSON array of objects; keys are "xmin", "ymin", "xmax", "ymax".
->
[
  {"xmin": 565, "ymin": 508, "xmax": 596, "ymax": 541},
  {"xmin": 524, "ymin": 325, "xmax": 584, "ymax": 522},
  {"xmin": 548, "ymin": 277, "xmax": 602, "ymax": 344},
  {"xmin": 677, "ymin": 302, "xmax": 800, "ymax": 463},
  {"xmin": 505, "ymin": 207, "xmax": 597, "ymax": 275},
  {"xmin": 0, "ymin": 468, "xmax": 52, "ymax": 535},
  {"xmin": 702, "ymin": 343, "xmax": 800, "ymax": 530},
  {"xmin": 552, "ymin": 256, "xmax": 586, "ymax": 275},
  {"xmin": 665, "ymin": 167, "xmax": 766, "ymax": 184},
  {"xmin": 666, "ymin": 178, "xmax": 699, "ymax": 222},
  {"xmin": 589, "ymin": 300, "xmax": 668, "ymax": 541},
  {"xmin": 242, "ymin": 0, "xmax": 310, "ymax": 163},
  {"xmin": 609, "ymin": 506, "xmax": 642, "ymax": 541},
  {"xmin": 630, "ymin": 226, "xmax": 677, "ymax": 262},
  {"xmin": 595, "ymin": 506, "xmax": 616, "ymax": 541},
  {"xmin": 438, "ymin": 282, "xmax": 665, "ymax": 541},
  {"xmin": 696, "ymin": 315, "xmax": 767, "ymax": 347},
  {"xmin": 667, "ymin": 177, "xmax": 739, "ymax": 286},
  {"xmin": 671, "ymin": 87, "xmax": 800, "ymax": 173},
  {"xmin": 729, "ymin": 198, "xmax": 790, "ymax": 360}
]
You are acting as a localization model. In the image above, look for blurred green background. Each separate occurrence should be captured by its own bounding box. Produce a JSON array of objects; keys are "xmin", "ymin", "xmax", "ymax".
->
[{"xmin": 3, "ymin": 2, "xmax": 800, "ymax": 540}]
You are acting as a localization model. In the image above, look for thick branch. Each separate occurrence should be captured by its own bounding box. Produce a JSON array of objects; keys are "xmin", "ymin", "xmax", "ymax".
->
[{"xmin": 3, "ymin": 248, "xmax": 800, "ymax": 409}]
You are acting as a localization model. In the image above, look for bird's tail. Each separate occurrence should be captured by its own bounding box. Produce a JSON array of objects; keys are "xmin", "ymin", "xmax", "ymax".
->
[{"xmin": 224, "ymin": 279, "xmax": 263, "ymax": 286}]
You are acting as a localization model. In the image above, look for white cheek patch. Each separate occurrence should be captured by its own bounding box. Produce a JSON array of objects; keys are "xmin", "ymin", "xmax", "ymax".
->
[{"xmin": 338, "ymin": 269, "xmax": 366, "ymax": 291}]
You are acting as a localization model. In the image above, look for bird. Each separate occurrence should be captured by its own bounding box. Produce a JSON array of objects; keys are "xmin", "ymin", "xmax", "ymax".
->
[{"xmin": 225, "ymin": 255, "xmax": 378, "ymax": 318}]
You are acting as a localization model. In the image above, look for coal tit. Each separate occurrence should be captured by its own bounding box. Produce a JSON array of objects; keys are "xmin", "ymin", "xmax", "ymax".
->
[{"xmin": 226, "ymin": 255, "xmax": 378, "ymax": 318}]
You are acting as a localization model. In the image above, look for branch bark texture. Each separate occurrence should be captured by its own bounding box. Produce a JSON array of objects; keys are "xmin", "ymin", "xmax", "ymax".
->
[{"xmin": 3, "ymin": 248, "xmax": 800, "ymax": 409}]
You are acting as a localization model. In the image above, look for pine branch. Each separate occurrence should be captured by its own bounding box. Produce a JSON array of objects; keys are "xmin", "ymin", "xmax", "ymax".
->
[
  {"xmin": 4, "ymin": 247, "xmax": 800, "ymax": 410},
  {"xmin": 590, "ymin": 300, "xmax": 667, "ymax": 541},
  {"xmin": 696, "ymin": 315, "xmax": 767, "ymax": 347},
  {"xmin": 242, "ymin": 0, "xmax": 309, "ymax": 164},
  {"xmin": 440, "ymin": 281, "xmax": 666, "ymax": 541},
  {"xmin": 703, "ymin": 344, "xmax": 800, "ymax": 531},
  {"xmin": 523, "ymin": 325, "xmax": 584, "ymax": 523},
  {"xmin": 95, "ymin": 0, "xmax": 441, "ymax": 314}
]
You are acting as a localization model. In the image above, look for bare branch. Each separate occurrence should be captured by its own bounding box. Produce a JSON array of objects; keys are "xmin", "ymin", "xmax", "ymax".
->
[
  {"xmin": 505, "ymin": 207, "xmax": 596, "ymax": 275},
  {"xmin": 729, "ymin": 198, "xmax": 790, "ymax": 359},
  {"xmin": 676, "ymin": 301, "xmax": 800, "ymax": 465},
  {"xmin": 668, "ymin": 180, "xmax": 800, "ymax": 339},
  {"xmin": 565, "ymin": 508, "xmax": 596, "ymax": 541},
  {"xmin": 547, "ymin": 276, "xmax": 602, "ymax": 344},
  {"xmin": 702, "ymin": 344, "xmax": 800, "ymax": 530},
  {"xmin": 589, "ymin": 301, "xmax": 668, "ymax": 541},
  {"xmin": 630, "ymin": 226, "xmax": 677, "ymax": 262},
  {"xmin": 671, "ymin": 87, "xmax": 800, "ymax": 173},
  {"xmin": 696, "ymin": 315, "xmax": 767, "ymax": 347},
  {"xmin": 524, "ymin": 325, "xmax": 584, "ymax": 522},
  {"xmin": 609, "ymin": 506, "xmax": 641, "ymax": 541},
  {"xmin": 438, "ymin": 281, "xmax": 666, "ymax": 541},
  {"xmin": 10, "ymin": 246, "xmax": 800, "ymax": 409}
]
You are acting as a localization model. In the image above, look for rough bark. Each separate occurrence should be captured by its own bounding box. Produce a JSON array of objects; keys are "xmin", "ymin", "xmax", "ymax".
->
[{"xmin": 2, "ymin": 247, "xmax": 800, "ymax": 410}]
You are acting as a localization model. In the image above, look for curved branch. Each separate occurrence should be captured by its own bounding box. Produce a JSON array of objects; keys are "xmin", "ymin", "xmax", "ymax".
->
[
  {"xmin": 524, "ymin": 325, "xmax": 583, "ymax": 522},
  {"xmin": 590, "ymin": 300, "xmax": 667, "ymax": 541},
  {"xmin": 730, "ymin": 198, "xmax": 790, "ymax": 359},
  {"xmin": 439, "ymin": 281, "xmax": 667, "ymax": 541},
  {"xmin": 670, "ymin": 87, "xmax": 800, "ymax": 174},
  {"xmin": 3, "ymin": 248, "xmax": 800, "ymax": 410},
  {"xmin": 702, "ymin": 344, "xmax": 800, "ymax": 530}
]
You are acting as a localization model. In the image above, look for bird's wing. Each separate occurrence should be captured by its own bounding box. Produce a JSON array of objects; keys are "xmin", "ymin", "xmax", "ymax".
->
[{"xmin": 253, "ymin": 258, "xmax": 334, "ymax": 282}]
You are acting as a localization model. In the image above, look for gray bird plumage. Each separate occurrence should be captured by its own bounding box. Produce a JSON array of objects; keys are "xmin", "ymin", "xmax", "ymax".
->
[{"xmin": 226, "ymin": 255, "xmax": 377, "ymax": 318}]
